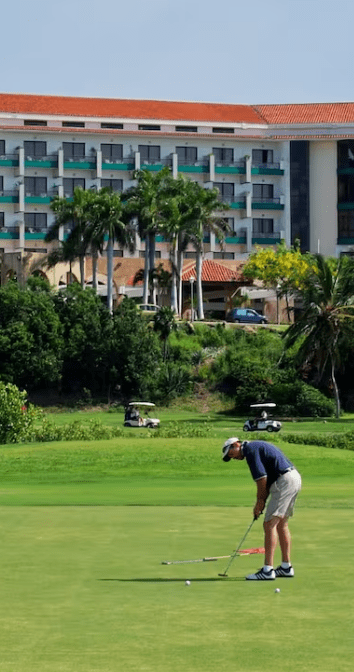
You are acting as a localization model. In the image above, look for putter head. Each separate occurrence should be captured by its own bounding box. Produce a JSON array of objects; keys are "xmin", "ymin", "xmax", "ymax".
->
[{"xmin": 218, "ymin": 572, "xmax": 228, "ymax": 577}]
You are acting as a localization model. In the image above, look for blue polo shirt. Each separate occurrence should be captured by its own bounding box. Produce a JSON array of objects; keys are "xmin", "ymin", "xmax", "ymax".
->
[{"xmin": 242, "ymin": 441, "xmax": 293, "ymax": 488}]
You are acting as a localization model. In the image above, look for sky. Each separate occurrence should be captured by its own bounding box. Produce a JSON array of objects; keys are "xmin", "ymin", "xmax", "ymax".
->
[{"xmin": 1, "ymin": 0, "xmax": 353, "ymax": 106}]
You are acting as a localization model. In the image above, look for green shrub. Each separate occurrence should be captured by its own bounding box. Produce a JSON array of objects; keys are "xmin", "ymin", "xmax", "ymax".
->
[
  {"xmin": 272, "ymin": 381, "xmax": 335, "ymax": 417},
  {"xmin": 283, "ymin": 430, "xmax": 354, "ymax": 451},
  {"xmin": 0, "ymin": 383, "xmax": 40, "ymax": 444}
]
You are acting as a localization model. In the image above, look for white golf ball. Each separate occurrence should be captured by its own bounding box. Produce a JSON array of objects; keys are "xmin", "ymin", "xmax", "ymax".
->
[
  {"xmin": 274, "ymin": 588, "xmax": 280, "ymax": 593},
  {"xmin": 185, "ymin": 580, "xmax": 191, "ymax": 586}
]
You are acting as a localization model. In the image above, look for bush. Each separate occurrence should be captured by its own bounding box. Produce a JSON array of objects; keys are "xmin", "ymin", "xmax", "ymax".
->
[
  {"xmin": 0, "ymin": 383, "xmax": 40, "ymax": 444},
  {"xmin": 271, "ymin": 381, "xmax": 335, "ymax": 417}
]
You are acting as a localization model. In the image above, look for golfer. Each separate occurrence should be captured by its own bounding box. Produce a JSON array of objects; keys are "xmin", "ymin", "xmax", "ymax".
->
[{"xmin": 222, "ymin": 437, "xmax": 301, "ymax": 580}]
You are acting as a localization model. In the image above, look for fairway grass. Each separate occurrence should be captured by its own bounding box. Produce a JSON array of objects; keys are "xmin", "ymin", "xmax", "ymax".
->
[
  {"xmin": 0, "ymin": 506, "xmax": 353, "ymax": 672},
  {"xmin": 1, "ymin": 424, "xmax": 354, "ymax": 671}
]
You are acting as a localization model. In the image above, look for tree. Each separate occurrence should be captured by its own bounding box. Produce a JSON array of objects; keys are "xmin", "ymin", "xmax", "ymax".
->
[
  {"xmin": 153, "ymin": 306, "xmax": 176, "ymax": 360},
  {"xmin": 46, "ymin": 188, "xmax": 95, "ymax": 287},
  {"xmin": 283, "ymin": 254, "xmax": 354, "ymax": 417},
  {"xmin": 183, "ymin": 181, "xmax": 228, "ymax": 320},
  {"xmin": 243, "ymin": 240, "xmax": 312, "ymax": 322},
  {"xmin": 124, "ymin": 167, "xmax": 173, "ymax": 305},
  {"xmin": 84, "ymin": 188, "xmax": 135, "ymax": 313}
]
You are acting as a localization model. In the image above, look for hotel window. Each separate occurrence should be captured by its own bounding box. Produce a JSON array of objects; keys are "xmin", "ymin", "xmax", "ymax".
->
[
  {"xmin": 62, "ymin": 121, "xmax": 85, "ymax": 128},
  {"xmin": 212, "ymin": 127, "xmax": 234, "ymax": 134},
  {"xmin": 113, "ymin": 250, "xmax": 124, "ymax": 257},
  {"xmin": 138, "ymin": 124, "xmax": 161, "ymax": 131},
  {"xmin": 213, "ymin": 148, "xmax": 234, "ymax": 164},
  {"xmin": 101, "ymin": 123, "xmax": 123, "ymax": 129},
  {"xmin": 138, "ymin": 145, "xmax": 160, "ymax": 162},
  {"xmin": 24, "ymin": 120, "xmax": 47, "ymax": 126},
  {"xmin": 101, "ymin": 179, "xmax": 123, "ymax": 192},
  {"xmin": 24, "ymin": 141, "xmax": 47, "ymax": 158},
  {"xmin": 0, "ymin": 212, "xmax": 4, "ymax": 227},
  {"xmin": 24, "ymin": 213, "xmax": 47, "ymax": 231},
  {"xmin": 214, "ymin": 182, "xmax": 234, "ymax": 202},
  {"xmin": 0, "ymin": 140, "xmax": 5, "ymax": 155},
  {"xmin": 221, "ymin": 217, "xmax": 235, "ymax": 232},
  {"xmin": 253, "ymin": 218, "xmax": 274, "ymax": 234},
  {"xmin": 175, "ymin": 126, "xmax": 197, "ymax": 133},
  {"xmin": 0, "ymin": 176, "xmax": 3, "ymax": 191},
  {"xmin": 63, "ymin": 142, "xmax": 85, "ymax": 159},
  {"xmin": 101, "ymin": 144, "xmax": 123, "ymax": 160},
  {"xmin": 24, "ymin": 176, "xmax": 47, "ymax": 196},
  {"xmin": 63, "ymin": 178, "xmax": 85, "ymax": 197},
  {"xmin": 176, "ymin": 147, "xmax": 197, "ymax": 164},
  {"xmin": 213, "ymin": 252, "xmax": 235, "ymax": 259},
  {"xmin": 252, "ymin": 149, "xmax": 273, "ymax": 165},
  {"xmin": 139, "ymin": 250, "xmax": 161, "ymax": 258},
  {"xmin": 253, "ymin": 184, "xmax": 274, "ymax": 200}
]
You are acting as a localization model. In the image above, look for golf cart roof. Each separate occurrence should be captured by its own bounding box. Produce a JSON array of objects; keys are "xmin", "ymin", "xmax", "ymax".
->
[
  {"xmin": 128, "ymin": 402, "xmax": 155, "ymax": 407},
  {"xmin": 250, "ymin": 402, "xmax": 276, "ymax": 408}
]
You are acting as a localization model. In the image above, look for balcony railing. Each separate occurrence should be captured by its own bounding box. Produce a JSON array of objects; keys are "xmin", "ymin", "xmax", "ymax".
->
[
  {"xmin": 0, "ymin": 154, "xmax": 19, "ymax": 164},
  {"xmin": 0, "ymin": 190, "xmax": 19, "ymax": 201},
  {"xmin": 252, "ymin": 163, "xmax": 280, "ymax": 170},
  {"xmin": 215, "ymin": 160, "xmax": 245, "ymax": 168},
  {"xmin": 64, "ymin": 156, "xmax": 96, "ymax": 166},
  {"xmin": 25, "ymin": 226, "xmax": 48, "ymax": 233},
  {"xmin": 252, "ymin": 231, "xmax": 281, "ymax": 239}
]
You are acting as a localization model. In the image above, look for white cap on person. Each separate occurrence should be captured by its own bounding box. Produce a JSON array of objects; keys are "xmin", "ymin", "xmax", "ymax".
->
[{"xmin": 222, "ymin": 437, "xmax": 240, "ymax": 462}]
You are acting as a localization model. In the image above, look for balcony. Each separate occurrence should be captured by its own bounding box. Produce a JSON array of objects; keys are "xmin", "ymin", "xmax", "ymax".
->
[
  {"xmin": 0, "ymin": 226, "xmax": 19, "ymax": 239},
  {"xmin": 63, "ymin": 156, "xmax": 97, "ymax": 170},
  {"xmin": 217, "ymin": 194, "xmax": 246, "ymax": 209},
  {"xmin": 102, "ymin": 156, "xmax": 135, "ymax": 171},
  {"xmin": 251, "ymin": 198, "xmax": 284, "ymax": 210},
  {"xmin": 0, "ymin": 154, "xmax": 19, "ymax": 167},
  {"xmin": 25, "ymin": 226, "xmax": 48, "ymax": 239},
  {"xmin": 25, "ymin": 155, "xmax": 58, "ymax": 168},
  {"xmin": 139, "ymin": 157, "xmax": 172, "ymax": 171},
  {"xmin": 215, "ymin": 160, "xmax": 245, "ymax": 175},
  {"xmin": 251, "ymin": 163, "xmax": 284, "ymax": 176},
  {"xmin": 178, "ymin": 159, "xmax": 209, "ymax": 173},
  {"xmin": 0, "ymin": 190, "xmax": 19, "ymax": 203},
  {"xmin": 25, "ymin": 191, "xmax": 52, "ymax": 204},
  {"xmin": 252, "ymin": 231, "xmax": 282, "ymax": 244}
]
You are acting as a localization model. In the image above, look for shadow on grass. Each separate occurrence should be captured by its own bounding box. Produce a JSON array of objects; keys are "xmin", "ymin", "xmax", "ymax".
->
[{"xmin": 100, "ymin": 577, "xmax": 244, "ymax": 582}]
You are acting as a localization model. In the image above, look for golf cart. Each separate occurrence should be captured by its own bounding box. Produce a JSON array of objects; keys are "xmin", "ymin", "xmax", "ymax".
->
[
  {"xmin": 243, "ymin": 403, "xmax": 282, "ymax": 433},
  {"xmin": 124, "ymin": 402, "xmax": 160, "ymax": 429}
]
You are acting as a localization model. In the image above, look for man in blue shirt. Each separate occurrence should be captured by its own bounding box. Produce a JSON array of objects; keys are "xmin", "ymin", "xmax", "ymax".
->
[{"xmin": 222, "ymin": 438, "xmax": 301, "ymax": 581}]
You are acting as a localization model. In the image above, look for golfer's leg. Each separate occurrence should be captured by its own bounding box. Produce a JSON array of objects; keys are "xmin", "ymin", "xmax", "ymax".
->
[
  {"xmin": 264, "ymin": 517, "xmax": 280, "ymax": 567},
  {"xmin": 277, "ymin": 517, "xmax": 291, "ymax": 563}
]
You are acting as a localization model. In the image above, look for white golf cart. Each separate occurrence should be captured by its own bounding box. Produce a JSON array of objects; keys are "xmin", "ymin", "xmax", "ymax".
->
[
  {"xmin": 124, "ymin": 402, "xmax": 160, "ymax": 429},
  {"xmin": 243, "ymin": 403, "xmax": 282, "ymax": 433}
]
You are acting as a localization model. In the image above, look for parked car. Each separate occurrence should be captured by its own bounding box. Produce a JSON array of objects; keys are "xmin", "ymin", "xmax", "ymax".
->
[
  {"xmin": 243, "ymin": 402, "xmax": 282, "ymax": 433},
  {"xmin": 226, "ymin": 308, "xmax": 268, "ymax": 324}
]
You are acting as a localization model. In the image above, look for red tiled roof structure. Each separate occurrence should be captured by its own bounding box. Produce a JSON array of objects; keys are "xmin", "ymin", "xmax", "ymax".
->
[
  {"xmin": 254, "ymin": 102, "xmax": 354, "ymax": 125},
  {"xmin": 0, "ymin": 93, "xmax": 264, "ymax": 124},
  {"xmin": 182, "ymin": 259, "xmax": 244, "ymax": 283}
]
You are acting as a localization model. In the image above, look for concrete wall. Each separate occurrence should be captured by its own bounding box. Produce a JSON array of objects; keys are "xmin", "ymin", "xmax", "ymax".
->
[{"xmin": 309, "ymin": 141, "xmax": 337, "ymax": 256}]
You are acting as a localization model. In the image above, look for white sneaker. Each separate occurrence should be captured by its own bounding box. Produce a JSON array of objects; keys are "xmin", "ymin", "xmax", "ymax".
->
[
  {"xmin": 275, "ymin": 565, "xmax": 294, "ymax": 578},
  {"xmin": 246, "ymin": 567, "xmax": 275, "ymax": 581}
]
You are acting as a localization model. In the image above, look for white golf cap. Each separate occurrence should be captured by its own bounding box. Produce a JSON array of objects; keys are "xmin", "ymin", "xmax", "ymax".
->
[{"xmin": 222, "ymin": 437, "xmax": 240, "ymax": 462}]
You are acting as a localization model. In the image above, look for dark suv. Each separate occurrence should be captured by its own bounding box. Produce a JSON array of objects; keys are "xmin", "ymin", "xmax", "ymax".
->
[{"xmin": 226, "ymin": 308, "xmax": 268, "ymax": 324}]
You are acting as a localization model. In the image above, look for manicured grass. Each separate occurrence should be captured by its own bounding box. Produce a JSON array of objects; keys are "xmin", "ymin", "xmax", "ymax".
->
[
  {"xmin": 1, "ymin": 414, "xmax": 354, "ymax": 671},
  {"xmin": 1, "ymin": 506, "xmax": 353, "ymax": 672}
]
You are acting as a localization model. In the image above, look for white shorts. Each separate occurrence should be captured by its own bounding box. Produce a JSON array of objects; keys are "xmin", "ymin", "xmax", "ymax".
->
[{"xmin": 264, "ymin": 469, "xmax": 302, "ymax": 522}]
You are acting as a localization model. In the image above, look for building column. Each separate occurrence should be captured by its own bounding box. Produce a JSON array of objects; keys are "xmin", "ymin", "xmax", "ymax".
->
[{"xmin": 309, "ymin": 141, "xmax": 337, "ymax": 256}]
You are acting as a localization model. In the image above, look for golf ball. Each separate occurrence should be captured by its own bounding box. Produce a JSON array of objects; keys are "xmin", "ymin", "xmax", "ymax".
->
[
  {"xmin": 274, "ymin": 588, "xmax": 280, "ymax": 593},
  {"xmin": 185, "ymin": 580, "xmax": 191, "ymax": 586}
]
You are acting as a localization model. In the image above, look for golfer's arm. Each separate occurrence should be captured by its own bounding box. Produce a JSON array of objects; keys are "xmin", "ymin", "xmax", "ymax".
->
[{"xmin": 256, "ymin": 476, "xmax": 268, "ymax": 506}]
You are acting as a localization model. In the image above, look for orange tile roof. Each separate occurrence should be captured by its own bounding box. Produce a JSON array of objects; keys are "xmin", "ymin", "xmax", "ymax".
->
[
  {"xmin": 0, "ymin": 93, "xmax": 264, "ymax": 124},
  {"xmin": 182, "ymin": 259, "xmax": 244, "ymax": 283},
  {"xmin": 255, "ymin": 102, "xmax": 354, "ymax": 125}
]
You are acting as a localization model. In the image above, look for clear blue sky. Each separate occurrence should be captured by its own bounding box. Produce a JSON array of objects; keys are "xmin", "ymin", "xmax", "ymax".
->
[{"xmin": 2, "ymin": 0, "xmax": 353, "ymax": 105}]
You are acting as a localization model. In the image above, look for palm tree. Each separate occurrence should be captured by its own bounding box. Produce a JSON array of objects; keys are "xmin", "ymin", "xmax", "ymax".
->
[
  {"xmin": 124, "ymin": 167, "xmax": 172, "ymax": 305},
  {"xmin": 283, "ymin": 254, "xmax": 354, "ymax": 417},
  {"xmin": 182, "ymin": 181, "xmax": 229, "ymax": 320},
  {"xmin": 86, "ymin": 188, "xmax": 135, "ymax": 313},
  {"xmin": 46, "ymin": 188, "xmax": 94, "ymax": 288}
]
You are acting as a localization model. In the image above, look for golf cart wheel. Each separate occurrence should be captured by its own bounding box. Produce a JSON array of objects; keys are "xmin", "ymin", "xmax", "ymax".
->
[
  {"xmin": 261, "ymin": 319, "xmax": 267, "ymax": 324},
  {"xmin": 243, "ymin": 425, "xmax": 249, "ymax": 432},
  {"xmin": 266, "ymin": 425, "xmax": 274, "ymax": 432},
  {"xmin": 234, "ymin": 319, "xmax": 240, "ymax": 323}
]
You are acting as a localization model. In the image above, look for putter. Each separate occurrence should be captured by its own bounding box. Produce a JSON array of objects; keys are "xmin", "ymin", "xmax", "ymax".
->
[
  {"xmin": 161, "ymin": 548, "xmax": 265, "ymax": 565},
  {"xmin": 218, "ymin": 517, "xmax": 258, "ymax": 577}
]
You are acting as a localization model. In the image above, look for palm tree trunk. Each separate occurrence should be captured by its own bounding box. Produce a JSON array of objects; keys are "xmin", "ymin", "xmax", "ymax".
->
[
  {"xmin": 330, "ymin": 351, "xmax": 341, "ymax": 418},
  {"xmin": 107, "ymin": 236, "xmax": 114, "ymax": 314},
  {"xmin": 92, "ymin": 247, "xmax": 98, "ymax": 292},
  {"xmin": 143, "ymin": 235, "xmax": 150, "ymax": 305},
  {"xmin": 177, "ymin": 248, "xmax": 184, "ymax": 318},
  {"xmin": 79, "ymin": 254, "xmax": 85, "ymax": 289},
  {"xmin": 149, "ymin": 232, "xmax": 157, "ymax": 305},
  {"xmin": 196, "ymin": 250, "xmax": 204, "ymax": 320},
  {"xmin": 170, "ymin": 243, "xmax": 178, "ymax": 314}
]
